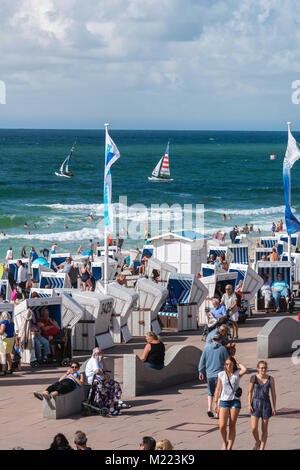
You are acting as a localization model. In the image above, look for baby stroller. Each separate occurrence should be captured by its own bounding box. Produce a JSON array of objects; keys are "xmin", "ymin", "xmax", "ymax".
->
[{"xmin": 81, "ymin": 372, "xmax": 113, "ymax": 417}]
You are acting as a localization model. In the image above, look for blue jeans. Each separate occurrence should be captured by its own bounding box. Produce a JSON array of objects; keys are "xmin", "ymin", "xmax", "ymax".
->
[
  {"xmin": 144, "ymin": 362, "xmax": 164, "ymax": 370},
  {"xmin": 35, "ymin": 335, "xmax": 51, "ymax": 359},
  {"xmin": 272, "ymin": 288, "xmax": 289, "ymax": 308},
  {"xmin": 207, "ymin": 376, "xmax": 218, "ymax": 397}
]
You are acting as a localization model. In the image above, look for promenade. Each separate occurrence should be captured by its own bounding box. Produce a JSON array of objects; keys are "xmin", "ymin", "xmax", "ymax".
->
[{"xmin": 0, "ymin": 310, "xmax": 299, "ymax": 451}]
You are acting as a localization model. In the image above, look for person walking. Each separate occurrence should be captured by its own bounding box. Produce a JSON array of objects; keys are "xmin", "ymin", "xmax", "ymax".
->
[
  {"xmin": 198, "ymin": 334, "xmax": 229, "ymax": 418},
  {"xmin": 248, "ymin": 360, "xmax": 276, "ymax": 450},
  {"xmin": 214, "ymin": 356, "xmax": 247, "ymax": 450},
  {"xmin": 221, "ymin": 284, "xmax": 239, "ymax": 339}
]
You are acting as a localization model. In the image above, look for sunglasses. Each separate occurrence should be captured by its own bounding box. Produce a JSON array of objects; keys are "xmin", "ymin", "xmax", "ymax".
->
[{"xmin": 71, "ymin": 366, "xmax": 79, "ymax": 369}]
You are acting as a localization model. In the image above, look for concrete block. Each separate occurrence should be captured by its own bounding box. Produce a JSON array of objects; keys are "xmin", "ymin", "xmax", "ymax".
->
[
  {"xmin": 123, "ymin": 344, "xmax": 201, "ymax": 397},
  {"xmin": 257, "ymin": 316, "xmax": 300, "ymax": 358},
  {"xmin": 42, "ymin": 386, "xmax": 85, "ymax": 419}
]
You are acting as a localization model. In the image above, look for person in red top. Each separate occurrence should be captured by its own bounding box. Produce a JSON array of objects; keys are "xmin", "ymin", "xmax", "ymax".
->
[{"xmin": 37, "ymin": 308, "xmax": 61, "ymax": 360}]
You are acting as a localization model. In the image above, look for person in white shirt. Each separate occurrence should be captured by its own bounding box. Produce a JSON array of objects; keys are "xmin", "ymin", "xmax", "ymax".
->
[
  {"xmin": 260, "ymin": 274, "xmax": 272, "ymax": 310},
  {"xmin": 214, "ymin": 356, "xmax": 247, "ymax": 450},
  {"xmin": 85, "ymin": 348, "xmax": 130, "ymax": 415},
  {"xmin": 5, "ymin": 248, "xmax": 13, "ymax": 265},
  {"xmin": 221, "ymin": 285, "xmax": 239, "ymax": 339},
  {"xmin": 17, "ymin": 260, "xmax": 28, "ymax": 293}
]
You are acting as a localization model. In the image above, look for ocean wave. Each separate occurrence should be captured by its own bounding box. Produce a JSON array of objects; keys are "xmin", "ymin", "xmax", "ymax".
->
[
  {"xmin": 1, "ymin": 227, "xmax": 105, "ymax": 242},
  {"xmin": 208, "ymin": 206, "xmax": 288, "ymax": 216}
]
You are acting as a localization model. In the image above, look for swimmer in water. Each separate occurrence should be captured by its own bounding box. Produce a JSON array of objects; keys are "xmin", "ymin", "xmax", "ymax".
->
[
  {"xmin": 222, "ymin": 214, "xmax": 226, "ymax": 221},
  {"xmin": 24, "ymin": 223, "xmax": 29, "ymax": 228},
  {"xmin": 46, "ymin": 224, "xmax": 50, "ymax": 228},
  {"xmin": 88, "ymin": 214, "xmax": 94, "ymax": 220},
  {"xmin": 64, "ymin": 224, "xmax": 68, "ymax": 229}
]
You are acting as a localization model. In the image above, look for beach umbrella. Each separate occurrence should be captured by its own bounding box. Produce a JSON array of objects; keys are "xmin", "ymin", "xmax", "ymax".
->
[{"xmin": 32, "ymin": 257, "xmax": 50, "ymax": 268}]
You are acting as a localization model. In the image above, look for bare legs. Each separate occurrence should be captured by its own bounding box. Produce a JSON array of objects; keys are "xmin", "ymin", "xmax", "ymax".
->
[
  {"xmin": 219, "ymin": 407, "xmax": 230, "ymax": 450},
  {"xmin": 219, "ymin": 406, "xmax": 240, "ymax": 450},
  {"xmin": 227, "ymin": 408, "xmax": 240, "ymax": 450},
  {"xmin": 251, "ymin": 416, "xmax": 269, "ymax": 450}
]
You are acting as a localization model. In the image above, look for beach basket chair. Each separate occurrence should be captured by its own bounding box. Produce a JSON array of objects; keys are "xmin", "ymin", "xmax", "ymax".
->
[{"xmin": 255, "ymin": 261, "xmax": 292, "ymax": 312}]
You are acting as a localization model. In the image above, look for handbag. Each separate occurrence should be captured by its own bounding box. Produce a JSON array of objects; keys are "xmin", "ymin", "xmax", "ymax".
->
[{"xmin": 226, "ymin": 373, "xmax": 242, "ymax": 398}]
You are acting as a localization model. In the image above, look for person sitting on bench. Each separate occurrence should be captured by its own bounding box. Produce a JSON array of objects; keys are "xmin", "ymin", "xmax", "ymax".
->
[
  {"xmin": 33, "ymin": 362, "xmax": 83, "ymax": 401},
  {"xmin": 271, "ymin": 273, "xmax": 289, "ymax": 312}
]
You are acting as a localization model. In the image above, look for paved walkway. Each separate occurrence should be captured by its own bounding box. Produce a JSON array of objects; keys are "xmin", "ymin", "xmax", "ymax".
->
[{"xmin": 1, "ymin": 311, "xmax": 300, "ymax": 450}]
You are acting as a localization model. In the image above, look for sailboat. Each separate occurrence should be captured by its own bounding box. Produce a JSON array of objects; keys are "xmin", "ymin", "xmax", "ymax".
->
[
  {"xmin": 148, "ymin": 142, "xmax": 174, "ymax": 182},
  {"xmin": 55, "ymin": 141, "xmax": 76, "ymax": 178}
]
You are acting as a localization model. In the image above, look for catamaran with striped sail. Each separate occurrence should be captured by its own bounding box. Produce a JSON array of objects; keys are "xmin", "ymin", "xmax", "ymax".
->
[
  {"xmin": 55, "ymin": 141, "xmax": 76, "ymax": 178},
  {"xmin": 148, "ymin": 142, "xmax": 174, "ymax": 182}
]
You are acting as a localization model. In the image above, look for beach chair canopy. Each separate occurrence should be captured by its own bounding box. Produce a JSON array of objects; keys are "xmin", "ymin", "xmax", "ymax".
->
[
  {"xmin": 39, "ymin": 272, "xmax": 71, "ymax": 289},
  {"xmin": 259, "ymin": 237, "xmax": 278, "ymax": 248},
  {"xmin": 208, "ymin": 246, "xmax": 234, "ymax": 264},
  {"xmin": 147, "ymin": 257, "xmax": 177, "ymax": 282},
  {"xmin": 229, "ymin": 263, "xmax": 264, "ymax": 300},
  {"xmin": 227, "ymin": 244, "xmax": 249, "ymax": 264},
  {"xmin": 201, "ymin": 272, "xmax": 238, "ymax": 298},
  {"xmin": 255, "ymin": 261, "xmax": 292, "ymax": 288},
  {"xmin": 135, "ymin": 278, "xmax": 168, "ymax": 319},
  {"xmin": 8, "ymin": 258, "xmax": 31, "ymax": 282},
  {"xmin": 29, "ymin": 288, "xmax": 56, "ymax": 298},
  {"xmin": 162, "ymin": 273, "xmax": 208, "ymax": 312},
  {"xmin": 201, "ymin": 263, "xmax": 225, "ymax": 277},
  {"xmin": 49, "ymin": 253, "xmax": 71, "ymax": 271},
  {"xmin": 104, "ymin": 281, "xmax": 138, "ymax": 327}
]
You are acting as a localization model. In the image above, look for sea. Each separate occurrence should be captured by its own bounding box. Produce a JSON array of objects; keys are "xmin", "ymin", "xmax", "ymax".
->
[{"xmin": 0, "ymin": 128, "xmax": 298, "ymax": 261}]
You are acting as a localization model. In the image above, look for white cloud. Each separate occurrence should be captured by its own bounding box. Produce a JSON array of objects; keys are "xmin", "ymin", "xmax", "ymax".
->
[{"xmin": 1, "ymin": 0, "xmax": 300, "ymax": 128}]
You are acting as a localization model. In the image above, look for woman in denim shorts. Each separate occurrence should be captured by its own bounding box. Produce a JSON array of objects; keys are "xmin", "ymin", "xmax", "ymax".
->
[{"xmin": 214, "ymin": 356, "xmax": 247, "ymax": 450}]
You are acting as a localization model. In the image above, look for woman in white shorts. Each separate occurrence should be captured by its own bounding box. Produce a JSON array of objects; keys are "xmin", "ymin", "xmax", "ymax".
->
[{"xmin": 221, "ymin": 284, "xmax": 239, "ymax": 339}]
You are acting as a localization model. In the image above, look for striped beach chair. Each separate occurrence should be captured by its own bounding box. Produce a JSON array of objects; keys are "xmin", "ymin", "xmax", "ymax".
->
[
  {"xmin": 227, "ymin": 244, "xmax": 249, "ymax": 264},
  {"xmin": 208, "ymin": 246, "xmax": 234, "ymax": 264},
  {"xmin": 146, "ymin": 257, "xmax": 177, "ymax": 285},
  {"xmin": 158, "ymin": 273, "xmax": 208, "ymax": 331},
  {"xmin": 229, "ymin": 263, "xmax": 263, "ymax": 317},
  {"xmin": 8, "ymin": 258, "xmax": 31, "ymax": 282},
  {"xmin": 255, "ymin": 261, "xmax": 292, "ymax": 310},
  {"xmin": 49, "ymin": 253, "xmax": 71, "ymax": 271},
  {"xmin": 201, "ymin": 263, "xmax": 225, "ymax": 277},
  {"xmin": 259, "ymin": 237, "xmax": 278, "ymax": 248},
  {"xmin": 39, "ymin": 272, "xmax": 71, "ymax": 289}
]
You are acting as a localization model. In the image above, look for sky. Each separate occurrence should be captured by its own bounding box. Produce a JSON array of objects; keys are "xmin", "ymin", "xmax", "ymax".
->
[{"xmin": 1, "ymin": 0, "xmax": 300, "ymax": 130}]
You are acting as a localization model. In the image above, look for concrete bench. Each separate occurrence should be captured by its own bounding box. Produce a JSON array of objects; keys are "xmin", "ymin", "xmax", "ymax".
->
[
  {"xmin": 257, "ymin": 316, "xmax": 300, "ymax": 358},
  {"xmin": 122, "ymin": 344, "xmax": 201, "ymax": 397},
  {"xmin": 43, "ymin": 386, "xmax": 85, "ymax": 419},
  {"xmin": 43, "ymin": 357, "xmax": 114, "ymax": 419}
]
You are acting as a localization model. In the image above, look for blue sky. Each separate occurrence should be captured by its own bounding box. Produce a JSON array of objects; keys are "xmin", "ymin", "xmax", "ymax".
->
[{"xmin": 1, "ymin": 0, "xmax": 300, "ymax": 130}]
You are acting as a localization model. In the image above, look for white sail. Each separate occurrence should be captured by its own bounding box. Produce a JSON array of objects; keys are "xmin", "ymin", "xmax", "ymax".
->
[
  {"xmin": 59, "ymin": 156, "xmax": 68, "ymax": 173},
  {"xmin": 152, "ymin": 158, "xmax": 162, "ymax": 177}
]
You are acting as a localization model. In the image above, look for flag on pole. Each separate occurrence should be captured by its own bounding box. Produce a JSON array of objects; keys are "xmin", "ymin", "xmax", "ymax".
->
[
  {"xmin": 283, "ymin": 124, "xmax": 300, "ymax": 235},
  {"xmin": 104, "ymin": 128, "xmax": 120, "ymax": 232}
]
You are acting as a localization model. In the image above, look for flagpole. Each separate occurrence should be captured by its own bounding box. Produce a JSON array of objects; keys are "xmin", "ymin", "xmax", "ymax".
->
[
  {"xmin": 287, "ymin": 121, "xmax": 292, "ymax": 262},
  {"xmin": 104, "ymin": 123, "xmax": 109, "ymax": 294}
]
